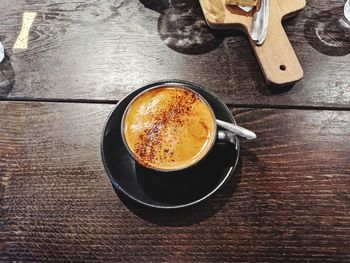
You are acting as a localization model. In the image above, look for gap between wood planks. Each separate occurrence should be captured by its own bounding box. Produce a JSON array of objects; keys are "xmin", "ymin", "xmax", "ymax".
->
[{"xmin": 0, "ymin": 97, "xmax": 350, "ymax": 111}]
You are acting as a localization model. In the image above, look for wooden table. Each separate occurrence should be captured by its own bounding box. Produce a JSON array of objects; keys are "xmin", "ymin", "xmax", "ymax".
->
[{"xmin": 0, "ymin": 0, "xmax": 349, "ymax": 261}]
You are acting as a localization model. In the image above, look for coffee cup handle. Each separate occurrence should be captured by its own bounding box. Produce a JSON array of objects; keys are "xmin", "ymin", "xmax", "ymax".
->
[{"xmin": 217, "ymin": 130, "xmax": 239, "ymax": 149}]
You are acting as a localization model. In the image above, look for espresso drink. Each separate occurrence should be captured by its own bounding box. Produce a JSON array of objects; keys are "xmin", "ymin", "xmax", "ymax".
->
[{"xmin": 123, "ymin": 86, "xmax": 216, "ymax": 170}]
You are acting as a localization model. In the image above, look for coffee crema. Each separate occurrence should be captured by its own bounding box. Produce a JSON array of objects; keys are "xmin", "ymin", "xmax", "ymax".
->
[{"xmin": 123, "ymin": 86, "xmax": 216, "ymax": 170}]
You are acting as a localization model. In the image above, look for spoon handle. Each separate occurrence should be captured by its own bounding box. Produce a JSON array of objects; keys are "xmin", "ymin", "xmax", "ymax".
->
[
  {"xmin": 257, "ymin": 0, "xmax": 269, "ymax": 45},
  {"xmin": 345, "ymin": 0, "xmax": 350, "ymax": 22},
  {"xmin": 216, "ymin": 119, "xmax": 257, "ymax": 140}
]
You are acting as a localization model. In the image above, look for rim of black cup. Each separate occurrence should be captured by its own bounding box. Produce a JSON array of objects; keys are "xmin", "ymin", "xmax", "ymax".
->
[
  {"xmin": 101, "ymin": 80, "xmax": 240, "ymax": 209},
  {"xmin": 120, "ymin": 83, "xmax": 218, "ymax": 173}
]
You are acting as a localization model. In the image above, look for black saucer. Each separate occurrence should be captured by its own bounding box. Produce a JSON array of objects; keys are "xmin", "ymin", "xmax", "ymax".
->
[{"xmin": 101, "ymin": 80, "xmax": 240, "ymax": 209}]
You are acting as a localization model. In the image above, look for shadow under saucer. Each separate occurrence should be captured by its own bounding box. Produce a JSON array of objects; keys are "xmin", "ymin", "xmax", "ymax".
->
[{"xmin": 115, "ymin": 158, "xmax": 242, "ymax": 226}]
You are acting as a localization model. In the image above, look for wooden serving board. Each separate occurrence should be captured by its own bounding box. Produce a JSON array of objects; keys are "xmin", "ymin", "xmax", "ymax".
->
[{"xmin": 199, "ymin": 0, "xmax": 306, "ymax": 86}]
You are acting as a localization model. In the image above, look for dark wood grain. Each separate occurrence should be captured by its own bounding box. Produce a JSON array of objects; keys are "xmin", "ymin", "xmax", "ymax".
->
[
  {"xmin": 0, "ymin": 101, "xmax": 349, "ymax": 262},
  {"xmin": 0, "ymin": 0, "xmax": 349, "ymax": 107}
]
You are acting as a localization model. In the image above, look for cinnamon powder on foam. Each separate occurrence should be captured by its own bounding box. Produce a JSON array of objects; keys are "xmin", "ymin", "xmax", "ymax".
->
[{"xmin": 123, "ymin": 87, "xmax": 215, "ymax": 170}]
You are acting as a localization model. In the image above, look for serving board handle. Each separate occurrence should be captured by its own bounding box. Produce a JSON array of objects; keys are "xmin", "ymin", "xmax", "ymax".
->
[
  {"xmin": 250, "ymin": 14, "xmax": 303, "ymax": 86},
  {"xmin": 199, "ymin": 0, "xmax": 306, "ymax": 86}
]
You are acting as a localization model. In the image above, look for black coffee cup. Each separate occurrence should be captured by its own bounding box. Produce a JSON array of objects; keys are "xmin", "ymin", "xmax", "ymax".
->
[{"xmin": 120, "ymin": 82, "xmax": 238, "ymax": 173}]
